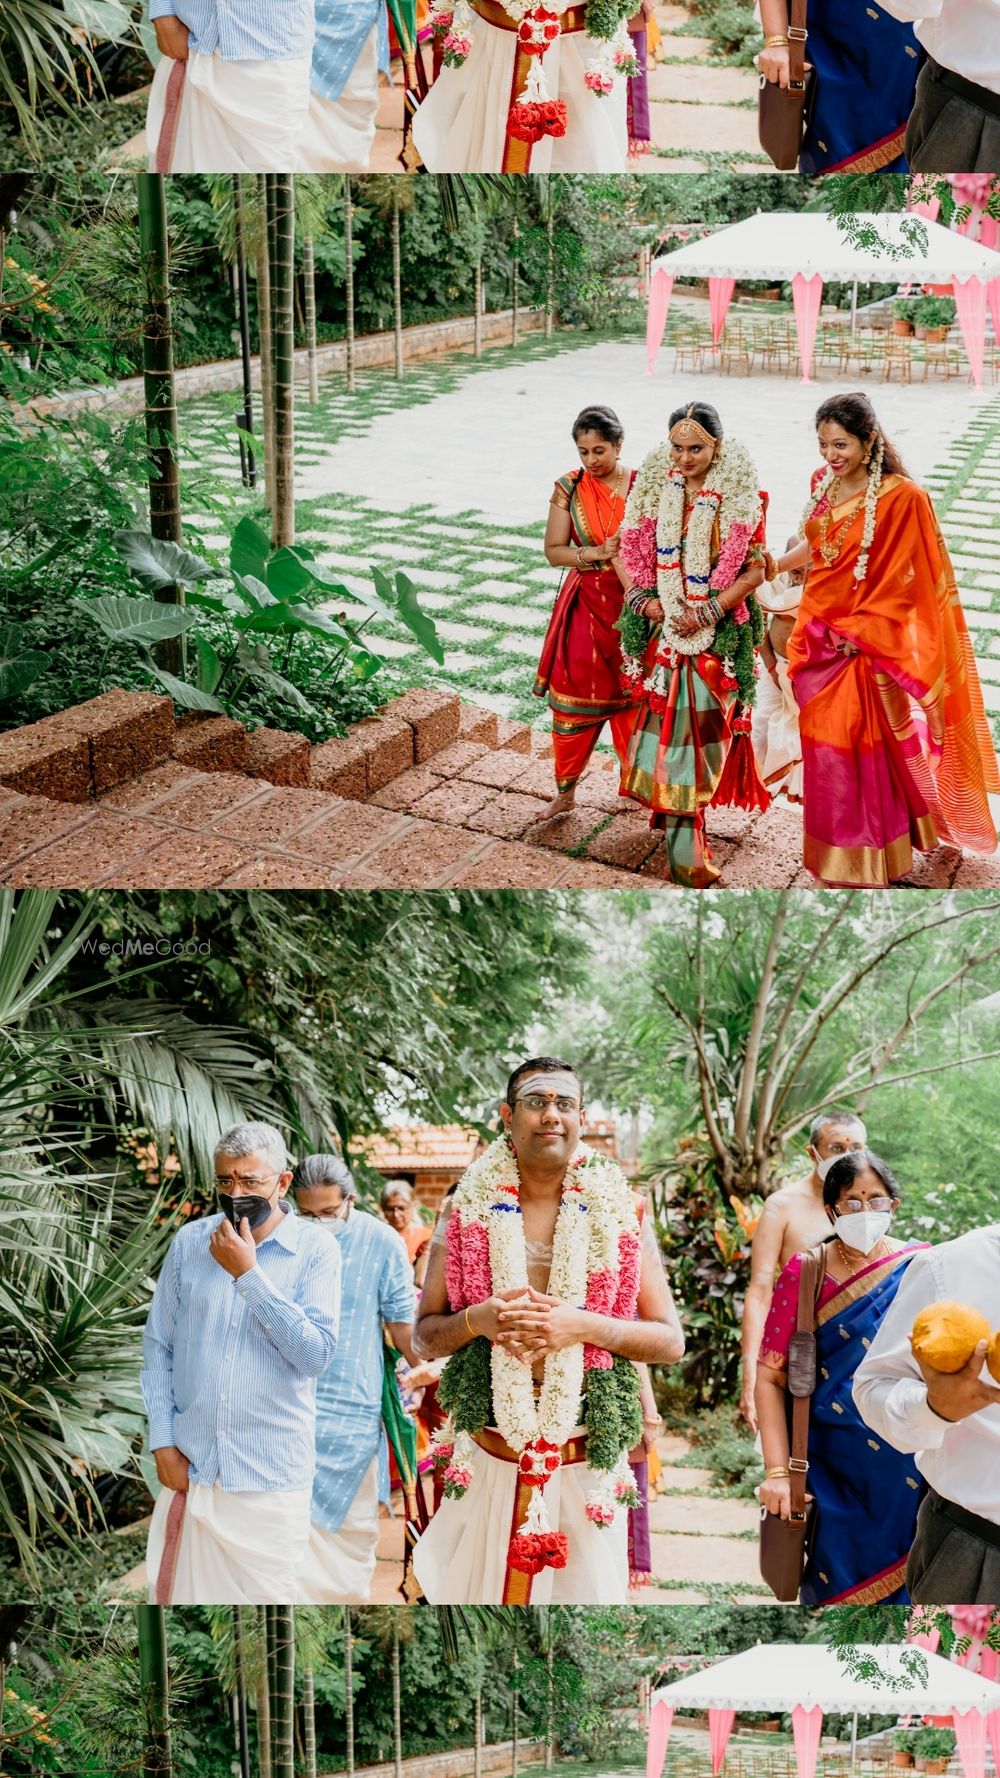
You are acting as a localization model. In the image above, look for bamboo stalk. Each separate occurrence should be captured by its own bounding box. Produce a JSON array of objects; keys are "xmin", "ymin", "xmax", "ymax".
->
[
  {"xmin": 257, "ymin": 175, "xmax": 274, "ymax": 513},
  {"xmin": 302, "ymin": 1668, "xmax": 317, "ymax": 1778},
  {"xmin": 271, "ymin": 1606, "xmax": 295, "ymax": 1778},
  {"xmin": 136, "ymin": 173, "xmax": 182, "ymax": 675},
  {"xmin": 137, "ymin": 1605, "xmax": 172, "ymax": 1778},
  {"xmin": 392, "ymin": 192, "xmax": 404, "ymax": 379},
  {"xmin": 344, "ymin": 177, "xmax": 356, "ymax": 395},
  {"xmin": 303, "ymin": 235, "xmax": 319, "ymax": 405},
  {"xmin": 269, "ymin": 173, "xmax": 296, "ymax": 548}
]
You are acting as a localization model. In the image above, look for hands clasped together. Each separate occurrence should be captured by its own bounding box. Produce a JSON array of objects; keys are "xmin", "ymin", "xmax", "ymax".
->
[{"xmin": 470, "ymin": 1285, "xmax": 584, "ymax": 1362}]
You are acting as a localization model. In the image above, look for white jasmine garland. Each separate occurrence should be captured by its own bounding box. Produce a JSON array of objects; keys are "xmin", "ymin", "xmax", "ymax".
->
[
  {"xmin": 620, "ymin": 436, "xmax": 763, "ymax": 693},
  {"xmin": 451, "ymin": 1135, "xmax": 638, "ymax": 1483}
]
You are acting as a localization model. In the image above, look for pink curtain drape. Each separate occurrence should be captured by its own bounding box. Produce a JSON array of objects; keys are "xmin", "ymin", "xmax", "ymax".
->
[
  {"xmin": 709, "ymin": 1709, "xmax": 736, "ymax": 1775},
  {"xmin": 953, "ymin": 1711, "xmax": 988, "ymax": 1778},
  {"xmin": 987, "ymin": 1712, "xmax": 1000, "ymax": 1778},
  {"xmin": 953, "ymin": 276, "xmax": 988, "ymax": 386},
  {"xmin": 987, "ymin": 281, "xmax": 1000, "ymax": 355},
  {"xmin": 646, "ymin": 268, "xmax": 674, "ymax": 375},
  {"xmin": 791, "ymin": 273, "xmax": 824, "ymax": 382},
  {"xmin": 709, "ymin": 277, "xmax": 736, "ymax": 346},
  {"xmin": 646, "ymin": 1700, "xmax": 674, "ymax": 1778},
  {"xmin": 792, "ymin": 1705, "xmax": 824, "ymax": 1778}
]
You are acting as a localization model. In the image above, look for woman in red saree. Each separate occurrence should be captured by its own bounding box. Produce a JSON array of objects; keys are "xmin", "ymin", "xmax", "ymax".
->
[
  {"xmin": 535, "ymin": 406, "xmax": 641, "ymax": 819},
  {"xmin": 784, "ymin": 393, "xmax": 999, "ymax": 888}
]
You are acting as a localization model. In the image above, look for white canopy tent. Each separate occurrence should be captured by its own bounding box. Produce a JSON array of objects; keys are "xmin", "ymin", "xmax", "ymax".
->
[
  {"xmin": 646, "ymin": 1644, "xmax": 1000, "ymax": 1778},
  {"xmin": 645, "ymin": 211, "xmax": 1000, "ymax": 385}
]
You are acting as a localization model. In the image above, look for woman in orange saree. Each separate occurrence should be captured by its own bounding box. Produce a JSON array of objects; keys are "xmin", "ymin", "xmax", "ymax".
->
[
  {"xmin": 535, "ymin": 406, "xmax": 642, "ymax": 818},
  {"xmin": 785, "ymin": 393, "xmax": 999, "ymax": 887}
]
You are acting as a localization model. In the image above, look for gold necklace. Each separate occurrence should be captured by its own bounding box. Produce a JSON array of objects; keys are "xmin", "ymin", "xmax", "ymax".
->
[
  {"xmin": 836, "ymin": 1236, "xmax": 887, "ymax": 1273},
  {"xmin": 818, "ymin": 489, "xmax": 865, "ymax": 567}
]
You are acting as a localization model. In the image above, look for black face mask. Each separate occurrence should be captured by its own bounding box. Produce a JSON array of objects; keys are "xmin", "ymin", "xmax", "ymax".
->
[{"xmin": 219, "ymin": 1190, "xmax": 277, "ymax": 1233}]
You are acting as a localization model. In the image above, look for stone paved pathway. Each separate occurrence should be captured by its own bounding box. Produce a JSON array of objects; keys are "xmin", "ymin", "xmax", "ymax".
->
[
  {"xmin": 112, "ymin": 2, "xmax": 760, "ymax": 171},
  {"xmin": 108, "ymin": 1430, "xmax": 765, "ymax": 1604},
  {"xmin": 176, "ymin": 330, "xmax": 1000, "ymax": 737}
]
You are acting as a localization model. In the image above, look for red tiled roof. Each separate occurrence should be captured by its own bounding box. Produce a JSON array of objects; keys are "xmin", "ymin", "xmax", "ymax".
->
[{"xmin": 355, "ymin": 1125, "xmax": 484, "ymax": 1175}]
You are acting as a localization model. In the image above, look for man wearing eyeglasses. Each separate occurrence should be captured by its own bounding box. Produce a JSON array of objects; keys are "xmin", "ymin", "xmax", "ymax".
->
[
  {"xmin": 412, "ymin": 1057, "xmax": 684, "ymax": 1603},
  {"xmin": 141, "ymin": 1120, "xmax": 341, "ymax": 1604},
  {"xmin": 290, "ymin": 1153, "xmax": 416, "ymax": 1603}
]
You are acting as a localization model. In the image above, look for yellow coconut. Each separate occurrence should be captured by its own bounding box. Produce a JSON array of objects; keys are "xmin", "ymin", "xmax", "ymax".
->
[
  {"xmin": 911, "ymin": 1301, "xmax": 991, "ymax": 1373},
  {"xmin": 986, "ymin": 1331, "xmax": 1000, "ymax": 1385}
]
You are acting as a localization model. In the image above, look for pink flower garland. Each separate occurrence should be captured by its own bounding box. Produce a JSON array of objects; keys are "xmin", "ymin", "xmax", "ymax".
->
[
  {"xmin": 709, "ymin": 519, "xmax": 753, "ymax": 592},
  {"xmin": 619, "ymin": 517, "xmax": 657, "ymax": 587},
  {"xmin": 444, "ymin": 1209, "xmax": 492, "ymax": 1308}
]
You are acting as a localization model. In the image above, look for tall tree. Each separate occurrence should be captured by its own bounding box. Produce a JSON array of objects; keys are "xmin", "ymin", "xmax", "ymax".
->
[
  {"xmin": 256, "ymin": 177, "xmax": 275, "ymax": 514},
  {"xmin": 267, "ymin": 175, "xmax": 296, "ymax": 548},
  {"xmin": 136, "ymin": 173, "xmax": 182, "ymax": 672},
  {"xmin": 344, "ymin": 177, "xmax": 357, "ymax": 394},
  {"xmin": 302, "ymin": 234, "xmax": 319, "ymax": 405},
  {"xmin": 270, "ymin": 1606, "xmax": 295, "ymax": 1778},
  {"xmin": 137, "ymin": 1606, "xmax": 172, "ymax": 1778},
  {"xmin": 360, "ymin": 177, "xmax": 417, "ymax": 378},
  {"xmin": 344, "ymin": 1608, "xmax": 356, "ymax": 1778}
]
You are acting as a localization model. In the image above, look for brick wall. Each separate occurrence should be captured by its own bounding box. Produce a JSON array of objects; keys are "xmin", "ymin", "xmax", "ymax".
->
[
  {"xmin": 18, "ymin": 309, "xmax": 548, "ymax": 424},
  {"xmin": 323, "ymin": 1742, "xmax": 536, "ymax": 1778}
]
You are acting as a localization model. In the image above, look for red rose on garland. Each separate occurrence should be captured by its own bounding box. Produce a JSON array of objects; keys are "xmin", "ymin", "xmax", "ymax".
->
[
  {"xmin": 507, "ymin": 99, "xmax": 568, "ymax": 141},
  {"xmin": 507, "ymin": 1531, "xmax": 570, "ymax": 1574}
]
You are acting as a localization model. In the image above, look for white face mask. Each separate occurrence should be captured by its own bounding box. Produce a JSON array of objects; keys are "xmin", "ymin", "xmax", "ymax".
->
[
  {"xmin": 813, "ymin": 1147, "xmax": 864, "ymax": 1182},
  {"xmin": 831, "ymin": 1209, "xmax": 892, "ymax": 1255}
]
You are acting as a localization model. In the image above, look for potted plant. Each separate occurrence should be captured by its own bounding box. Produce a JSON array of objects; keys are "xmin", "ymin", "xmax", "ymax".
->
[
  {"xmin": 912, "ymin": 1727, "xmax": 956, "ymax": 1773},
  {"xmin": 912, "ymin": 296, "xmax": 956, "ymax": 343},
  {"xmin": 893, "ymin": 298, "xmax": 918, "ymax": 336},
  {"xmin": 893, "ymin": 1731, "xmax": 917, "ymax": 1769}
]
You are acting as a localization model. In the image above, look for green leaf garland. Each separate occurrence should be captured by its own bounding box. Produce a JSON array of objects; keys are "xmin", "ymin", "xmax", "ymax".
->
[
  {"xmin": 585, "ymin": 0, "xmax": 633, "ymax": 37},
  {"xmin": 616, "ymin": 603, "xmax": 651, "ymax": 660},
  {"xmin": 583, "ymin": 1356, "xmax": 642, "ymax": 1472},
  {"xmin": 711, "ymin": 591, "xmax": 766, "ymax": 709},
  {"xmin": 438, "ymin": 1335, "xmax": 493, "ymax": 1432}
]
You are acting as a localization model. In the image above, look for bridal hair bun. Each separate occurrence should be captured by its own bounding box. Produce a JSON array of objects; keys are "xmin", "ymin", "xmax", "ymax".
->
[{"xmin": 911, "ymin": 1301, "xmax": 992, "ymax": 1373}]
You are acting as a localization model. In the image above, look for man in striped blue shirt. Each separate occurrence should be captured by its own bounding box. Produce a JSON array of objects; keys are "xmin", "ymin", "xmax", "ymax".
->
[
  {"xmin": 291, "ymin": 1154, "xmax": 417, "ymax": 1602},
  {"xmin": 296, "ymin": 0, "xmax": 388, "ymax": 171},
  {"xmin": 146, "ymin": 0, "xmax": 316, "ymax": 170},
  {"xmin": 141, "ymin": 1121, "xmax": 341, "ymax": 1604}
]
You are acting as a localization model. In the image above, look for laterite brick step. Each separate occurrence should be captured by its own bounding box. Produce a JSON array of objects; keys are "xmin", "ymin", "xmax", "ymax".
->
[{"xmin": 3, "ymin": 688, "xmax": 997, "ymax": 888}]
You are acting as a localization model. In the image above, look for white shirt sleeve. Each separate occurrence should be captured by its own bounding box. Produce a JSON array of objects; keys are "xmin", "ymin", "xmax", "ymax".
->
[{"xmin": 851, "ymin": 1250, "xmax": 949, "ymax": 1454}]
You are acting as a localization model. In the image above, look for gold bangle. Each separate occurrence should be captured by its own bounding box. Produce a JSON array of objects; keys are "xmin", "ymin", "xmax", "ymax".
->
[
  {"xmin": 465, "ymin": 1306, "xmax": 479, "ymax": 1340},
  {"xmin": 765, "ymin": 1465, "xmax": 791, "ymax": 1479},
  {"xmin": 763, "ymin": 32, "xmax": 789, "ymax": 45}
]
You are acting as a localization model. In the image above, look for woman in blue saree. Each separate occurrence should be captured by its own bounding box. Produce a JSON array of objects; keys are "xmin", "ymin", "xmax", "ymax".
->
[
  {"xmin": 755, "ymin": 1150, "xmax": 928, "ymax": 1604},
  {"xmin": 757, "ymin": 0, "xmax": 923, "ymax": 172}
]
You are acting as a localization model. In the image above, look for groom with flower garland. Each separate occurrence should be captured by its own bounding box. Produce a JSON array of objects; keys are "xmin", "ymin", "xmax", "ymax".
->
[{"xmin": 411, "ymin": 1058, "xmax": 684, "ymax": 1603}]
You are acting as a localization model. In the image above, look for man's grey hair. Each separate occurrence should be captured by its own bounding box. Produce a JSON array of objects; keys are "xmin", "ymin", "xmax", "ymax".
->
[
  {"xmin": 809, "ymin": 1110, "xmax": 866, "ymax": 1146},
  {"xmin": 381, "ymin": 1178, "xmax": 412, "ymax": 1208},
  {"xmin": 215, "ymin": 1121, "xmax": 289, "ymax": 1175}
]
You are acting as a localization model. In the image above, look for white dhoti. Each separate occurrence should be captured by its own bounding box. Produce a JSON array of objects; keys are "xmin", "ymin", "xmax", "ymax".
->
[
  {"xmin": 412, "ymin": 1434, "xmax": 628, "ymax": 1604},
  {"xmin": 411, "ymin": 18, "xmax": 627, "ymax": 171},
  {"xmin": 146, "ymin": 51, "xmax": 312, "ymax": 172},
  {"xmin": 147, "ymin": 1482, "xmax": 311, "ymax": 1605},
  {"xmin": 296, "ymin": 1456, "xmax": 381, "ymax": 1603},
  {"xmin": 297, "ymin": 25, "xmax": 380, "ymax": 170},
  {"xmin": 751, "ymin": 657, "xmax": 803, "ymax": 800}
]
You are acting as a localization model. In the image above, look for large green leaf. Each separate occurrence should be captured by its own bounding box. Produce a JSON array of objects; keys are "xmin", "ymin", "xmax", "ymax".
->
[
  {"xmin": 235, "ymin": 649, "xmax": 312, "ymax": 714},
  {"xmin": 192, "ymin": 635, "xmax": 223, "ymax": 695},
  {"xmin": 230, "ymin": 516, "xmax": 271, "ymax": 584},
  {"xmin": 0, "ymin": 625, "xmax": 49, "ymax": 702},
  {"xmin": 73, "ymin": 594, "xmax": 201, "ymax": 645},
  {"xmin": 146, "ymin": 666, "xmax": 225, "ymax": 713},
  {"xmin": 266, "ymin": 548, "xmax": 317, "ymax": 603},
  {"xmin": 372, "ymin": 567, "xmax": 445, "ymax": 665},
  {"xmin": 64, "ymin": 0, "xmax": 133, "ymax": 37},
  {"xmin": 234, "ymin": 572, "xmax": 280, "ymax": 610},
  {"xmin": 113, "ymin": 531, "xmax": 222, "ymax": 591}
]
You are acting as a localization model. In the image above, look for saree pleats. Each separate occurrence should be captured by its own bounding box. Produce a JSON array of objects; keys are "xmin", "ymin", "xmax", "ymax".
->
[
  {"xmin": 787, "ymin": 477, "xmax": 999, "ymax": 887},
  {"xmin": 535, "ymin": 469, "xmax": 639, "ymax": 789},
  {"xmin": 623, "ymin": 653, "xmax": 733, "ymax": 888}
]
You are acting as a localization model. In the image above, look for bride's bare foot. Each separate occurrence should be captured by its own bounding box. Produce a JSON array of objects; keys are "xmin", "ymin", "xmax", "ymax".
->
[{"xmin": 538, "ymin": 789, "xmax": 576, "ymax": 820}]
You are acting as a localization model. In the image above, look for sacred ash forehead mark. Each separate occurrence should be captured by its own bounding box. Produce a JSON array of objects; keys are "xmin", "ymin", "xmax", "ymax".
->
[{"xmin": 513, "ymin": 1071, "xmax": 583, "ymax": 1102}]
